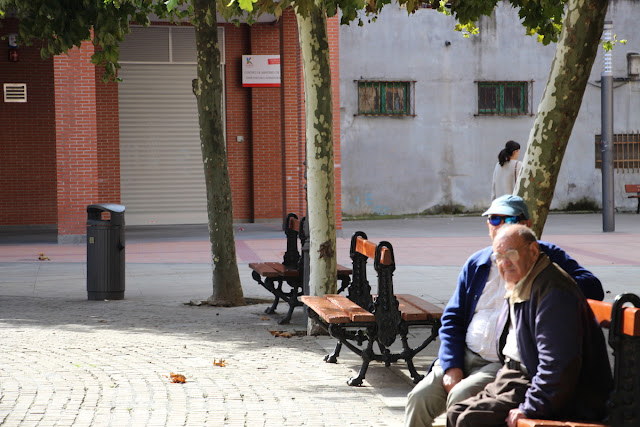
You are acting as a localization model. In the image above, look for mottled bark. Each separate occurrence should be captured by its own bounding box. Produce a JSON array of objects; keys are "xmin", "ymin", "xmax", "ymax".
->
[
  {"xmin": 192, "ymin": 0, "xmax": 244, "ymax": 306},
  {"xmin": 296, "ymin": 5, "xmax": 337, "ymax": 296},
  {"xmin": 516, "ymin": 0, "xmax": 609, "ymax": 238}
]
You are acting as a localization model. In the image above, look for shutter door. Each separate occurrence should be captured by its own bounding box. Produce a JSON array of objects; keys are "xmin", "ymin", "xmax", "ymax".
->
[{"xmin": 118, "ymin": 63, "xmax": 207, "ymax": 225}]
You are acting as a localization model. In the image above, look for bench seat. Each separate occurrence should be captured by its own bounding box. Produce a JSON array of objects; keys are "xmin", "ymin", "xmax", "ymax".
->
[
  {"xmin": 302, "ymin": 294, "xmax": 443, "ymax": 324},
  {"xmin": 302, "ymin": 232, "xmax": 443, "ymax": 386},
  {"xmin": 249, "ymin": 213, "xmax": 352, "ymax": 324}
]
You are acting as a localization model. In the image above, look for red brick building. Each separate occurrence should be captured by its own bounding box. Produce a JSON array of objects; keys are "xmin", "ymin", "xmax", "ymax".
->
[{"xmin": 0, "ymin": 11, "xmax": 342, "ymax": 242}]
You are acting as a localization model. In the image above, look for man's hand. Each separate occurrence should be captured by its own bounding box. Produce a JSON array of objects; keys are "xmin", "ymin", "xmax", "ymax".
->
[
  {"xmin": 442, "ymin": 368, "xmax": 463, "ymax": 393},
  {"xmin": 506, "ymin": 408, "xmax": 525, "ymax": 427}
]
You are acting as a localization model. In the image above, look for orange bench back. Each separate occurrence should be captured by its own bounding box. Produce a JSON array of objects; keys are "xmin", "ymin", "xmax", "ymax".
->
[
  {"xmin": 588, "ymin": 298, "xmax": 640, "ymax": 337},
  {"xmin": 624, "ymin": 184, "xmax": 640, "ymax": 193},
  {"xmin": 355, "ymin": 236, "xmax": 392, "ymax": 265}
]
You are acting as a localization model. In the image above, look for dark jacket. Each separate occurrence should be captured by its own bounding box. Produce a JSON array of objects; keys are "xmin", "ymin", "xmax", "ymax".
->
[
  {"xmin": 438, "ymin": 242, "xmax": 603, "ymax": 373},
  {"xmin": 496, "ymin": 254, "xmax": 613, "ymax": 421}
]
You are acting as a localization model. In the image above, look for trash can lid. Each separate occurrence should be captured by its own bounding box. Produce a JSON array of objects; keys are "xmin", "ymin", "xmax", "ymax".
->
[{"xmin": 87, "ymin": 204, "xmax": 125, "ymax": 214}]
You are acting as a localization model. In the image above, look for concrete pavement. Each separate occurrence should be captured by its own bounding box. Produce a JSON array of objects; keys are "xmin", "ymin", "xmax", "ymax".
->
[{"xmin": 1, "ymin": 213, "xmax": 639, "ymax": 426}]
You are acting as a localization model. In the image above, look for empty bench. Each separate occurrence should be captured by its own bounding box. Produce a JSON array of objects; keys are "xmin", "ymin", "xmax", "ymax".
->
[
  {"xmin": 301, "ymin": 231, "xmax": 443, "ymax": 386},
  {"xmin": 518, "ymin": 293, "xmax": 640, "ymax": 427},
  {"xmin": 625, "ymin": 184, "xmax": 640, "ymax": 214},
  {"xmin": 249, "ymin": 213, "xmax": 352, "ymax": 324}
]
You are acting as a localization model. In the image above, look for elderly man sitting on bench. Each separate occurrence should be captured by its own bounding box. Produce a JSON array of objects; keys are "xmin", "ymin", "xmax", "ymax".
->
[{"xmin": 446, "ymin": 225, "xmax": 612, "ymax": 426}]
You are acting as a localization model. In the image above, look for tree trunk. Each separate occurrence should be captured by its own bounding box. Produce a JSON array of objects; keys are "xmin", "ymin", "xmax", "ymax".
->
[
  {"xmin": 192, "ymin": 0, "xmax": 244, "ymax": 306},
  {"xmin": 516, "ymin": 0, "xmax": 609, "ymax": 238},
  {"xmin": 296, "ymin": 5, "xmax": 337, "ymax": 296}
]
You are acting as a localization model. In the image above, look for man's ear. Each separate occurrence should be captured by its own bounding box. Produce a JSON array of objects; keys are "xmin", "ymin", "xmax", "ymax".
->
[
  {"xmin": 530, "ymin": 241, "xmax": 540, "ymax": 257},
  {"xmin": 523, "ymin": 219, "xmax": 533, "ymax": 228}
]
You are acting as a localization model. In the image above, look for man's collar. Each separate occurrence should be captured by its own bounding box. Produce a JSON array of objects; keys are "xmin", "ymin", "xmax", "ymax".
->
[{"xmin": 506, "ymin": 253, "xmax": 550, "ymax": 304}]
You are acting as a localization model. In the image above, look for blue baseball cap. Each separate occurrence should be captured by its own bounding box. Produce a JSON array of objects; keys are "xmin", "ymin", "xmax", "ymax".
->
[{"xmin": 482, "ymin": 195, "xmax": 530, "ymax": 220}]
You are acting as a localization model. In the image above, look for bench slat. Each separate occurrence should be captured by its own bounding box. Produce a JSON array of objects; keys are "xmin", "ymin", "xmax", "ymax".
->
[
  {"xmin": 518, "ymin": 419, "xmax": 606, "ymax": 427},
  {"xmin": 300, "ymin": 296, "xmax": 351, "ymax": 323},
  {"xmin": 396, "ymin": 294, "xmax": 444, "ymax": 321},
  {"xmin": 326, "ymin": 295, "xmax": 375, "ymax": 322},
  {"xmin": 248, "ymin": 262, "xmax": 282, "ymax": 277},
  {"xmin": 624, "ymin": 184, "xmax": 640, "ymax": 193},
  {"xmin": 262, "ymin": 262, "xmax": 299, "ymax": 277},
  {"xmin": 588, "ymin": 299, "xmax": 640, "ymax": 337},
  {"xmin": 337, "ymin": 264, "xmax": 353, "ymax": 276},
  {"xmin": 287, "ymin": 215, "xmax": 301, "ymax": 232},
  {"xmin": 355, "ymin": 236, "xmax": 392, "ymax": 265}
]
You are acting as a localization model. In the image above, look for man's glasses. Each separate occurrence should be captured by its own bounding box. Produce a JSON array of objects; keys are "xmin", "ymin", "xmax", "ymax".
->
[
  {"xmin": 491, "ymin": 244, "xmax": 527, "ymax": 264},
  {"xmin": 487, "ymin": 215, "xmax": 522, "ymax": 226}
]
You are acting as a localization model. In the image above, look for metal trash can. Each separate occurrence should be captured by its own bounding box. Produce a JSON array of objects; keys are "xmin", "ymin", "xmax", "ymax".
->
[{"xmin": 87, "ymin": 204, "xmax": 125, "ymax": 300}]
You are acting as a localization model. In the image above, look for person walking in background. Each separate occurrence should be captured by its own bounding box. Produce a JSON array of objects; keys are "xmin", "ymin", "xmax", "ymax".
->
[{"xmin": 491, "ymin": 140, "xmax": 521, "ymax": 200}]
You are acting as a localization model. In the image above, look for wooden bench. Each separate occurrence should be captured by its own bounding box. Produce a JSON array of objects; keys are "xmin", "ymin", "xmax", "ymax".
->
[
  {"xmin": 625, "ymin": 184, "xmax": 640, "ymax": 214},
  {"xmin": 249, "ymin": 213, "xmax": 352, "ymax": 325},
  {"xmin": 301, "ymin": 232, "xmax": 443, "ymax": 386},
  {"xmin": 517, "ymin": 293, "xmax": 640, "ymax": 427}
]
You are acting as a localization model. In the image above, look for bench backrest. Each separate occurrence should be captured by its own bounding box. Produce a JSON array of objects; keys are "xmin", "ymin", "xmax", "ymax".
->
[
  {"xmin": 282, "ymin": 213, "xmax": 301, "ymax": 268},
  {"xmin": 588, "ymin": 294, "xmax": 640, "ymax": 426},
  {"xmin": 349, "ymin": 232, "xmax": 401, "ymax": 347},
  {"xmin": 624, "ymin": 184, "xmax": 640, "ymax": 193}
]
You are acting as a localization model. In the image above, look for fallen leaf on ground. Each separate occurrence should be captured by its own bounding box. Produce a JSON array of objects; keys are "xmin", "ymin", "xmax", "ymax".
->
[
  {"xmin": 38, "ymin": 253, "xmax": 50, "ymax": 261},
  {"xmin": 170, "ymin": 373, "xmax": 186, "ymax": 383},
  {"xmin": 269, "ymin": 330, "xmax": 307, "ymax": 338},
  {"xmin": 213, "ymin": 358, "xmax": 226, "ymax": 367}
]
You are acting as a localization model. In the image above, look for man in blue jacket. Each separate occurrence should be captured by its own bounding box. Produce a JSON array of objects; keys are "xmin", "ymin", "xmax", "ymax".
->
[
  {"xmin": 446, "ymin": 225, "xmax": 612, "ymax": 426},
  {"xmin": 404, "ymin": 195, "xmax": 604, "ymax": 427}
]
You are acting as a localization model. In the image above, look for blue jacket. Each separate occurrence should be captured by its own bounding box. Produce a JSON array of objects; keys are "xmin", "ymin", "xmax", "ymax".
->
[
  {"xmin": 496, "ymin": 254, "xmax": 612, "ymax": 420},
  {"xmin": 437, "ymin": 241, "xmax": 603, "ymax": 373}
]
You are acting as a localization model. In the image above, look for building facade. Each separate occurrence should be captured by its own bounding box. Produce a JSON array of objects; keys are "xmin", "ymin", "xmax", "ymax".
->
[
  {"xmin": 339, "ymin": 1, "xmax": 640, "ymax": 215},
  {"xmin": 0, "ymin": 11, "xmax": 343, "ymax": 242}
]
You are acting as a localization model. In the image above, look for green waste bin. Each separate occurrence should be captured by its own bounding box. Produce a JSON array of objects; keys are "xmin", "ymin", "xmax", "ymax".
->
[{"xmin": 87, "ymin": 204, "xmax": 125, "ymax": 300}]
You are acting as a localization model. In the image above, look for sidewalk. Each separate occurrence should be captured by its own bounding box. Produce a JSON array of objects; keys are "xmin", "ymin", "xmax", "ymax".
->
[{"xmin": 1, "ymin": 213, "xmax": 639, "ymax": 426}]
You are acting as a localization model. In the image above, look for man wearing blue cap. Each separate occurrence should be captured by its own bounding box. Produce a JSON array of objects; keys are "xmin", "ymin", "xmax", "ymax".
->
[{"xmin": 404, "ymin": 195, "xmax": 604, "ymax": 427}]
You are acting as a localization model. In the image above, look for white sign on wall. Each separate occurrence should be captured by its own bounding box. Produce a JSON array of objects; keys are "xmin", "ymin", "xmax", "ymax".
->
[{"xmin": 242, "ymin": 55, "xmax": 281, "ymax": 87}]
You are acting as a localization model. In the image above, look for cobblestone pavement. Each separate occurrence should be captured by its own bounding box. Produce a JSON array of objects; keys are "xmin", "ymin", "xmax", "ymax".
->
[{"xmin": 0, "ymin": 295, "xmax": 429, "ymax": 426}]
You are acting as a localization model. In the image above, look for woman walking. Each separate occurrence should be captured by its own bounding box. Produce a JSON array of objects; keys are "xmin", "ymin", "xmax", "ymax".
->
[{"xmin": 491, "ymin": 140, "xmax": 521, "ymax": 200}]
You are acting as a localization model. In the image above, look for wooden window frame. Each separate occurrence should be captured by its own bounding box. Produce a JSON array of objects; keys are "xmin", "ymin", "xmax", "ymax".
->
[{"xmin": 356, "ymin": 80, "xmax": 416, "ymax": 117}]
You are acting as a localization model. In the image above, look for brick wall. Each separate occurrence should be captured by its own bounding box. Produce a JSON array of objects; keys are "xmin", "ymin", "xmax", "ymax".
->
[
  {"xmin": 281, "ymin": 10, "xmax": 307, "ymax": 221},
  {"xmin": 223, "ymin": 23, "xmax": 254, "ymax": 222},
  {"xmin": 1, "ymin": 16, "xmax": 341, "ymax": 232},
  {"xmin": 250, "ymin": 23, "xmax": 285, "ymax": 222},
  {"xmin": 328, "ymin": 15, "xmax": 342, "ymax": 229},
  {"xmin": 0, "ymin": 19, "xmax": 58, "ymax": 226},
  {"xmin": 95, "ymin": 67, "xmax": 121, "ymax": 204},
  {"xmin": 54, "ymin": 40, "xmax": 99, "ymax": 239}
]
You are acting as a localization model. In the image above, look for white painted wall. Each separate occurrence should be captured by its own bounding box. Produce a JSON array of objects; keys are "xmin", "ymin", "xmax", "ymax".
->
[{"xmin": 340, "ymin": 1, "xmax": 640, "ymax": 215}]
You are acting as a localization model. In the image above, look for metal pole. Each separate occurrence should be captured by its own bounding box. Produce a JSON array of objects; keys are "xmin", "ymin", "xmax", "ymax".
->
[{"xmin": 602, "ymin": 21, "xmax": 615, "ymax": 232}]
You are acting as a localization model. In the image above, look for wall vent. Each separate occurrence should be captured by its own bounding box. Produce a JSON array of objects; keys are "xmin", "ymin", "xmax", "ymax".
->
[{"xmin": 4, "ymin": 83, "xmax": 27, "ymax": 102}]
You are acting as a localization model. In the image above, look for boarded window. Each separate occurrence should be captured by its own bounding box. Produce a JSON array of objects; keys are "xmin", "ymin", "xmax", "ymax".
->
[{"xmin": 357, "ymin": 80, "xmax": 415, "ymax": 117}]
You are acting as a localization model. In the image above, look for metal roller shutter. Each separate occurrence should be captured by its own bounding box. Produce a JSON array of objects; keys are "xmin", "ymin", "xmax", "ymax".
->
[{"xmin": 118, "ymin": 26, "xmax": 225, "ymax": 226}]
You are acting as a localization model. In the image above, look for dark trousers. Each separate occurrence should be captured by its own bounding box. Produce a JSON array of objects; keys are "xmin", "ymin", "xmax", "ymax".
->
[{"xmin": 447, "ymin": 367, "xmax": 530, "ymax": 427}]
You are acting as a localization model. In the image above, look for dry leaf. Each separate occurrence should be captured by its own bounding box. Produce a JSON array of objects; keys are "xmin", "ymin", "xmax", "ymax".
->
[
  {"xmin": 170, "ymin": 373, "xmax": 186, "ymax": 383},
  {"xmin": 38, "ymin": 253, "xmax": 50, "ymax": 261},
  {"xmin": 269, "ymin": 330, "xmax": 292, "ymax": 338},
  {"xmin": 213, "ymin": 358, "xmax": 226, "ymax": 367}
]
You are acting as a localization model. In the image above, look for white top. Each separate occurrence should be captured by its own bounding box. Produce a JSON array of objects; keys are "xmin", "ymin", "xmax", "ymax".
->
[
  {"xmin": 491, "ymin": 160, "xmax": 521, "ymax": 200},
  {"xmin": 465, "ymin": 264, "xmax": 505, "ymax": 362},
  {"xmin": 502, "ymin": 300, "xmax": 521, "ymax": 363}
]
